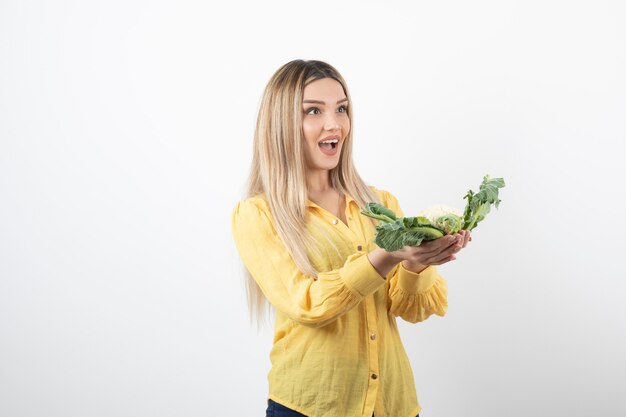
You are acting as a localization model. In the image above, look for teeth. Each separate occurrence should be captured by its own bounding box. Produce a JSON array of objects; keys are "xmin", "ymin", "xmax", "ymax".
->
[{"xmin": 319, "ymin": 139, "xmax": 339, "ymax": 144}]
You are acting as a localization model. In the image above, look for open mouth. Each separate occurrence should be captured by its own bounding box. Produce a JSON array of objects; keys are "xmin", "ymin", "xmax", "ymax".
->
[{"xmin": 318, "ymin": 138, "xmax": 339, "ymax": 150}]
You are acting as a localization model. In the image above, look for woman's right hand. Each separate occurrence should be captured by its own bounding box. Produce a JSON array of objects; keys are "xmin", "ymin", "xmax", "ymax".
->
[{"xmin": 388, "ymin": 230, "xmax": 470, "ymax": 267}]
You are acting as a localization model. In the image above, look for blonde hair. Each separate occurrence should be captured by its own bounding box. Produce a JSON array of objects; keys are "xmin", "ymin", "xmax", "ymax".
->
[{"xmin": 240, "ymin": 59, "xmax": 381, "ymax": 327}]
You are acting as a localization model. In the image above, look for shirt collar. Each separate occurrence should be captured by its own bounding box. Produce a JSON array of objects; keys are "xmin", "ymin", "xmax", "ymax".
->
[{"xmin": 306, "ymin": 194, "xmax": 356, "ymax": 208}]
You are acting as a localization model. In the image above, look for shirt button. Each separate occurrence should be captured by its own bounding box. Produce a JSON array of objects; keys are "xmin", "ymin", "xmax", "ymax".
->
[
  {"xmin": 357, "ymin": 245, "xmax": 363, "ymax": 251},
  {"xmin": 371, "ymin": 373, "xmax": 378, "ymax": 380},
  {"xmin": 332, "ymin": 219, "xmax": 338, "ymax": 225},
  {"xmin": 370, "ymin": 333, "xmax": 376, "ymax": 340}
]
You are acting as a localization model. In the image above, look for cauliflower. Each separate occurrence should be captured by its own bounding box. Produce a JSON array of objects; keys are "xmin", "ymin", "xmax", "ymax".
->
[
  {"xmin": 360, "ymin": 175, "xmax": 505, "ymax": 251},
  {"xmin": 418, "ymin": 204, "xmax": 464, "ymax": 235}
]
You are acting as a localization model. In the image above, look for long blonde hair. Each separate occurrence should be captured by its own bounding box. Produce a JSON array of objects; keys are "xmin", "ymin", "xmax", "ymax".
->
[{"xmin": 240, "ymin": 59, "xmax": 381, "ymax": 327}]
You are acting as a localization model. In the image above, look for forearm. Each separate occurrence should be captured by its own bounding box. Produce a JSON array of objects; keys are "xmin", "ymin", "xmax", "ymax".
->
[
  {"xmin": 367, "ymin": 247, "xmax": 401, "ymax": 279},
  {"xmin": 401, "ymin": 260, "xmax": 428, "ymax": 274}
]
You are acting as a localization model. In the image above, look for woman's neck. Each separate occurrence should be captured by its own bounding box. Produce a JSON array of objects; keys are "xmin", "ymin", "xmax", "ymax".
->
[{"xmin": 306, "ymin": 169, "xmax": 332, "ymax": 194}]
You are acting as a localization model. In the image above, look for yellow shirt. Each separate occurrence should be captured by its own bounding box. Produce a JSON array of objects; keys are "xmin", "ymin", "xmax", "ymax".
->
[{"xmin": 230, "ymin": 186, "xmax": 448, "ymax": 417}]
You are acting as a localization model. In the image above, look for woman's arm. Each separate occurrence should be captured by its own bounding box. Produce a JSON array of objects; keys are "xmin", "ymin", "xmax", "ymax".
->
[
  {"xmin": 366, "ymin": 247, "xmax": 401, "ymax": 278},
  {"xmin": 379, "ymin": 190, "xmax": 471, "ymax": 323},
  {"xmin": 231, "ymin": 198, "xmax": 389, "ymax": 329}
]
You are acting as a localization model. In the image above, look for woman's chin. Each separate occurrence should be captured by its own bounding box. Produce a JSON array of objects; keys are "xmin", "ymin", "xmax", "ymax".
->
[{"xmin": 317, "ymin": 155, "xmax": 340, "ymax": 168}]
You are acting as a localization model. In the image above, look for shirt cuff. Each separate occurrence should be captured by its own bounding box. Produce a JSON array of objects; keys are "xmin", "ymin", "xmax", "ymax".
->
[
  {"xmin": 397, "ymin": 263, "xmax": 439, "ymax": 294},
  {"xmin": 339, "ymin": 252, "xmax": 387, "ymax": 298}
]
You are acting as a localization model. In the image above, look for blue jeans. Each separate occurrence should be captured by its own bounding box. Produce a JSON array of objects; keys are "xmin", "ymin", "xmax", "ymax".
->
[
  {"xmin": 266, "ymin": 400, "xmax": 306, "ymax": 417},
  {"xmin": 266, "ymin": 399, "xmax": 419, "ymax": 417}
]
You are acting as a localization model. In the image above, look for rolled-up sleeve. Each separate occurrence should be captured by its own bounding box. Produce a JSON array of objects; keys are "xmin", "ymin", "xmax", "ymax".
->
[
  {"xmin": 231, "ymin": 198, "xmax": 387, "ymax": 328},
  {"xmin": 382, "ymin": 190, "xmax": 449, "ymax": 323}
]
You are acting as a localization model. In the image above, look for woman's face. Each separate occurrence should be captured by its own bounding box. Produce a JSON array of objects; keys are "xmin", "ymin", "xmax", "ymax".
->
[{"xmin": 301, "ymin": 77, "xmax": 350, "ymax": 173}]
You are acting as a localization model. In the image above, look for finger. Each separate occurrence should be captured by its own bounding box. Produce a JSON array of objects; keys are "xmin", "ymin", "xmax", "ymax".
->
[
  {"xmin": 424, "ymin": 242, "xmax": 461, "ymax": 264},
  {"xmin": 435, "ymin": 234, "xmax": 461, "ymax": 251},
  {"xmin": 436, "ymin": 235, "xmax": 463, "ymax": 256},
  {"xmin": 462, "ymin": 230, "xmax": 470, "ymax": 248},
  {"xmin": 447, "ymin": 233, "xmax": 463, "ymax": 251},
  {"xmin": 409, "ymin": 235, "xmax": 457, "ymax": 256},
  {"xmin": 429, "ymin": 254, "xmax": 456, "ymax": 265},
  {"xmin": 453, "ymin": 230, "xmax": 468, "ymax": 249},
  {"xmin": 423, "ymin": 238, "xmax": 459, "ymax": 258}
]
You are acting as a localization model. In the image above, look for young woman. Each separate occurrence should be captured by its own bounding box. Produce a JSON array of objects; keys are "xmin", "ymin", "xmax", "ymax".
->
[{"xmin": 231, "ymin": 60, "xmax": 470, "ymax": 417}]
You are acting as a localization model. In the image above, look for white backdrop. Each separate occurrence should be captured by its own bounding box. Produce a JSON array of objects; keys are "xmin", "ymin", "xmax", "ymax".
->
[{"xmin": 1, "ymin": 1, "xmax": 625, "ymax": 416}]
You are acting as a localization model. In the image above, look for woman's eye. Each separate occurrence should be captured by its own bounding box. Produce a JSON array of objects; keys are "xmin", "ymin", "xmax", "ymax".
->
[{"xmin": 305, "ymin": 105, "xmax": 348, "ymax": 115}]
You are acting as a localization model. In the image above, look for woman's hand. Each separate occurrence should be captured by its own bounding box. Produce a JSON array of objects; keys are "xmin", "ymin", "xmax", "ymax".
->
[{"xmin": 389, "ymin": 230, "xmax": 472, "ymax": 272}]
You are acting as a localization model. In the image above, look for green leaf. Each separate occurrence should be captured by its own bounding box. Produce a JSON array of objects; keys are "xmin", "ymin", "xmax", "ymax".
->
[
  {"xmin": 374, "ymin": 221, "xmax": 444, "ymax": 252},
  {"xmin": 462, "ymin": 175, "xmax": 505, "ymax": 231},
  {"xmin": 402, "ymin": 216, "xmax": 435, "ymax": 229},
  {"xmin": 375, "ymin": 220, "xmax": 407, "ymax": 251},
  {"xmin": 360, "ymin": 202, "xmax": 397, "ymax": 223}
]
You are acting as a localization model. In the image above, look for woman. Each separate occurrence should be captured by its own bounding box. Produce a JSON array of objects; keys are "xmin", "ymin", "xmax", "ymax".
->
[{"xmin": 231, "ymin": 59, "xmax": 470, "ymax": 417}]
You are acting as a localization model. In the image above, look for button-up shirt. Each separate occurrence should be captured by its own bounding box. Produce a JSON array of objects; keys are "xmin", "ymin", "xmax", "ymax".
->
[{"xmin": 230, "ymin": 186, "xmax": 448, "ymax": 417}]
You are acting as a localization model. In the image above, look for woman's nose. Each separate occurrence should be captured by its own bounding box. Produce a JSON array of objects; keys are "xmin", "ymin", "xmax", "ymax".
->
[{"xmin": 324, "ymin": 114, "xmax": 341, "ymax": 131}]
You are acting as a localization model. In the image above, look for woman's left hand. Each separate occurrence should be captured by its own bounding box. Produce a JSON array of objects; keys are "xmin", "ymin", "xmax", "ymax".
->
[
  {"xmin": 396, "ymin": 229, "xmax": 472, "ymax": 273},
  {"xmin": 440, "ymin": 229, "xmax": 471, "ymax": 261}
]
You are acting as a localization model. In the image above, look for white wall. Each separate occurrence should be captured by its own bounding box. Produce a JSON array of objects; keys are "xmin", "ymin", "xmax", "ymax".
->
[{"xmin": 1, "ymin": 1, "xmax": 625, "ymax": 416}]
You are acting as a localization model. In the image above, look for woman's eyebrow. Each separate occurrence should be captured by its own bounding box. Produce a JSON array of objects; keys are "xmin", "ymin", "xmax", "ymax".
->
[{"xmin": 302, "ymin": 98, "xmax": 348, "ymax": 104}]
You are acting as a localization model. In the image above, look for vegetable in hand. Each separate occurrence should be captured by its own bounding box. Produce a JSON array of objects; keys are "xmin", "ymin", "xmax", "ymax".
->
[{"xmin": 361, "ymin": 175, "xmax": 505, "ymax": 252}]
